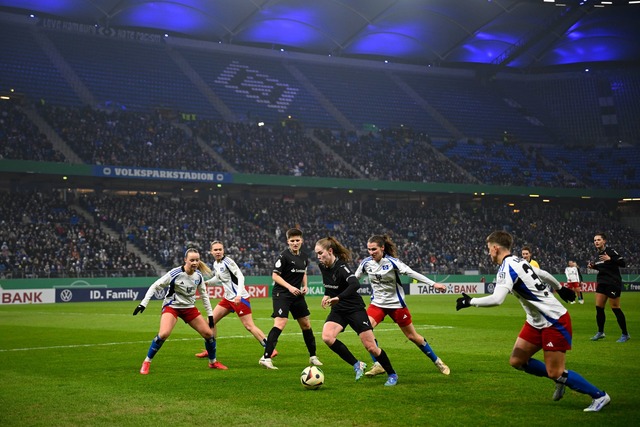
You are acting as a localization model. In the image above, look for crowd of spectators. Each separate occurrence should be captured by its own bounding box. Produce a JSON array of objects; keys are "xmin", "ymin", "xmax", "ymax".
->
[
  {"xmin": 36, "ymin": 104, "xmax": 225, "ymax": 171},
  {"xmin": 2, "ymin": 103, "xmax": 639, "ymax": 190},
  {"xmin": 313, "ymin": 128, "xmax": 475, "ymax": 183},
  {"xmin": 0, "ymin": 191, "xmax": 154, "ymax": 279},
  {"xmin": 189, "ymin": 119, "xmax": 359, "ymax": 178},
  {"xmin": 2, "ymin": 189, "xmax": 635, "ymax": 280},
  {"xmin": 0, "ymin": 103, "xmax": 65, "ymax": 162}
]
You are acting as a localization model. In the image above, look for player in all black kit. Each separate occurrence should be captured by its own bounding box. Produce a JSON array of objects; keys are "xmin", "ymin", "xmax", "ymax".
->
[
  {"xmin": 259, "ymin": 228, "xmax": 322, "ymax": 369},
  {"xmin": 588, "ymin": 232, "xmax": 629, "ymax": 343},
  {"xmin": 315, "ymin": 236, "xmax": 398, "ymax": 386}
]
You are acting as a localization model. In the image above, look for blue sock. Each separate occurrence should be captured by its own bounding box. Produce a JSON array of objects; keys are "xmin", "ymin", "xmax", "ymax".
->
[
  {"xmin": 205, "ymin": 337, "xmax": 217, "ymax": 361},
  {"xmin": 522, "ymin": 358, "xmax": 548, "ymax": 377},
  {"xmin": 146, "ymin": 335, "xmax": 165, "ymax": 360},
  {"xmin": 419, "ymin": 339, "xmax": 437, "ymax": 362},
  {"xmin": 564, "ymin": 370, "xmax": 606, "ymax": 398}
]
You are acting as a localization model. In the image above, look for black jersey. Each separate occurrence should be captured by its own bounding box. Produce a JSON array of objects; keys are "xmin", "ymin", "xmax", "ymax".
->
[
  {"xmin": 272, "ymin": 249, "xmax": 308, "ymax": 293},
  {"xmin": 593, "ymin": 247, "xmax": 626, "ymax": 287},
  {"xmin": 319, "ymin": 258, "xmax": 365, "ymax": 312}
]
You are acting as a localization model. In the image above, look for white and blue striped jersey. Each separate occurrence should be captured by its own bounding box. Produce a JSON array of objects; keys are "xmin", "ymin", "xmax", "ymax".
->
[
  {"xmin": 206, "ymin": 256, "xmax": 249, "ymax": 301},
  {"xmin": 355, "ymin": 255, "xmax": 435, "ymax": 309},
  {"xmin": 472, "ymin": 255, "xmax": 566, "ymax": 329},
  {"xmin": 141, "ymin": 266, "xmax": 213, "ymax": 316}
]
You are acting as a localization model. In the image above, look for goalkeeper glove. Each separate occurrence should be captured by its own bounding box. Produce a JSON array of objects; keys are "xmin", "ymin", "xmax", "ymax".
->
[
  {"xmin": 133, "ymin": 304, "xmax": 146, "ymax": 315},
  {"xmin": 557, "ymin": 287, "xmax": 576, "ymax": 303},
  {"xmin": 208, "ymin": 316, "xmax": 215, "ymax": 328},
  {"xmin": 456, "ymin": 293, "xmax": 472, "ymax": 311}
]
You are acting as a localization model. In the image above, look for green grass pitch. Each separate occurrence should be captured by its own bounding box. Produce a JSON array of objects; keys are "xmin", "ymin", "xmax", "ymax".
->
[{"xmin": 1, "ymin": 294, "xmax": 638, "ymax": 426}]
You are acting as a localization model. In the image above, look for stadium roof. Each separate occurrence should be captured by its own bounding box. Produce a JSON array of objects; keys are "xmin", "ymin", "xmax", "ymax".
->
[{"xmin": 1, "ymin": 0, "xmax": 639, "ymax": 70}]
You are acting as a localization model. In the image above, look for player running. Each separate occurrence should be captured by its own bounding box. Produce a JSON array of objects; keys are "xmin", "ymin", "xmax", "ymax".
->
[
  {"xmin": 456, "ymin": 231, "xmax": 610, "ymax": 412},
  {"xmin": 355, "ymin": 234, "xmax": 450, "ymax": 376}
]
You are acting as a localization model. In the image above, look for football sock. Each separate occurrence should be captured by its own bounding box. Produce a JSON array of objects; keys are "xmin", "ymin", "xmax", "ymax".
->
[
  {"xmin": 329, "ymin": 339, "xmax": 358, "ymax": 366},
  {"xmin": 369, "ymin": 339, "xmax": 379, "ymax": 363},
  {"xmin": 555, "ymin": 370, "xmax": 568, "ymax": 384},
  {"xmin": 596, "ymin": 306, "xmax": 605, "ymax": 332},
  {"xmin": 146, "ymin": 335, "xmax": 165, "ymax": 360},
  {"xmin": 418, "ymin": 338, "xmax": 437, "ymax": 362},
  {"xmin": 264, "ymin": 327, "xmax": 282, "ymax": 358},
  {"xmin": 375, "ymin": 348, "xmax": 396, "ymax": 375},
  {"xmin": 564, "ymin": 370, "xmax": 606, "ymax": 398},
  {"xmin": 204, "ymin": 337, "xmax": 217, "ymax": 361},
  {"xmin": 302, "ymin": 328, "xmax": 317, "ymax": 357},
  {"xmin": 522, "ymin": 358, "xmax": 547, "ymax": 377},
  {"xmin": 612, "ymin": 308, "xmax": 628, "ymax": 335}
]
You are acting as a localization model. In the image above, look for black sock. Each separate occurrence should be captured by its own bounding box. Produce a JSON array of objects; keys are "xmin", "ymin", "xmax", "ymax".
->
[
  {"xmin": 264, "ymin": 327, "xmax": 282, "ymax": 358},
  {"xmin": 329, "ymin": 339, "xmax": 357, "ymax": 366},
  {"xmin": 302, "ymin": 328, "xmax": 317, "ymax": 357},
  {"xmin": 612, "ymin": 308, "xmax": 628, "ymax": 335},
  {"xmin": 375, "ymin": 348, "xmax": 396, "ymax": 375},
  {"xmin": 596, "ymin": 306, "xmax": 605, "ymax": 332}
]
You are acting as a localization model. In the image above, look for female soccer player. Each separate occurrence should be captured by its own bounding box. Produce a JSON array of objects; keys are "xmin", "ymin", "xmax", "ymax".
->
[
  {"xmin": 456, "ymin": 231, "xmax": 610, "ymax": 412},
  {"xmin": 588, "ymin": 232, "xmax": 629, "ymax": 342},
  {"xmin": 315, "ymin": 236, "xmax": 398, "ymax": 386},
  {"xmin": 133, "ymin": 248, "xmax": 226, "ymax": 374},
  {"xmin": 355, "ymin": 234, "xmax": 450, "ymax": 376},
  {"xmin": 195, "ymin": 240, "xmax": 276, "ymax": 361},
  {"xmin": 259, "ymin": 228, "xmax": 322, "ymax": 369}
]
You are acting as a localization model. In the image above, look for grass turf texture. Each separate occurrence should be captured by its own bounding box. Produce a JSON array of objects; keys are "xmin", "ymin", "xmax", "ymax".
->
[{"xmin": 1, "ymin": 294, "xmax": 638, "ymax": 427}]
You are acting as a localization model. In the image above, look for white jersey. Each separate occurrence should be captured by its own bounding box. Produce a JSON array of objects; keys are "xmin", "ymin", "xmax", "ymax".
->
[
  {"xmin": 473, "ymin": 255, "xmax": 566, "ymax": 329},
  {"xmin": 355, "ymin": 255, "xmax": 435, "ymax": 309},
  {"xmin": 206, "ymin": 256, "xmax": 249, "ymax": 301},
  {"xmin": 565, "ymin": 266, "xmax": 580, "ymax": 283},
  {"xmin": 140, "ymin": 266, "xmax": 213, "ymax": 316}
]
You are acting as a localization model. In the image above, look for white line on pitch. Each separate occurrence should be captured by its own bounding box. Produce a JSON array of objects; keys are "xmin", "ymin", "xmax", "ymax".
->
[{"xmin": 0, "ymin": 325, "xmax": 452, "ymax": 352}]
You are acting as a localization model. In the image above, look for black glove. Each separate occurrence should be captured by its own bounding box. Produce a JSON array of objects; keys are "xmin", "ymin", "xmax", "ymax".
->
[
  {"xmin": 557, "ymin": 287, "xmax": 576, "ymax": 303},
  {"xmin": 456, "ymin": 293, "xmax": 472, "ymax": 311},
  {"xmin": 133, "ymin": 304, "xmax": 146, "ymax": 315},
  {"xmin": 208, "ymin": 316, "xmax": 215, "ymax": 328}
]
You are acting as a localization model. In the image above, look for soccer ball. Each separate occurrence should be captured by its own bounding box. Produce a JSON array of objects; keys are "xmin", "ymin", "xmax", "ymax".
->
[{"xmin": 300, "ymin": 365, "xmax": 324, "ymax": 390}]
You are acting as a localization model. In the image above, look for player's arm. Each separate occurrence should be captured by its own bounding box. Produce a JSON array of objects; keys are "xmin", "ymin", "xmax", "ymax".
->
[
  {"xmin": 402, "ymin": 263, "xmax": 446, "ymax": 291},
  {"xmin": 133, "ymin": 273, "xmax": 170, "ymax": 315},
  {"xmin": 609, "ymin": 249, "xmax": 626, "ymax": 267},
  {"xmin": 272, "ymin": 271, "xmax": 298, "ymax": 295},
  {"xmin": 535, "ymin": 266, "xmax": 575, "ymax": 302},
  {"xmin": 468, "ymin": 286, "xmax": 509, "ymax": 307},
  {"xmin": 326, "ymin": 267, "xmax": 360, "ymax": 307},
  {"xmin": 337, "ymin": 271, "xmax": 360, "ymax": 300},
  {"xmin": 533, "ymin": 267, "xmax": 562, "ymax": 291},
  {"xmin": 198, "ymin": 278, "xmax": 214, "ymax": 318},
  {"xmin": 301, "ymin": 271, "xmax": 308, "ymax": 295},
  {"xmin": 227, "ymin": 259, "xmax": 246, "ymax": 303}
]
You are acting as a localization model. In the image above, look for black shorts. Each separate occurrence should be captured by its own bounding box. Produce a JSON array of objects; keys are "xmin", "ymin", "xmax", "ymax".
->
[
  {"xmin": 325, "ymin": 308, "xmax": 373, "ymax": 335},
  {"xmin": 596, "ymin": 283, "xmax": 622, "ymax": 299},
  {"xmin": 271, "ymin": 292, "xmax": 310, "ymax": 320}
]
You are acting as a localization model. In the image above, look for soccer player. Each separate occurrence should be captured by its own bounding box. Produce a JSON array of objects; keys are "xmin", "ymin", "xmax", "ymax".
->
[
  {"xmin": 259, "ymin": 228, "xmax": 322, "ymax": 369},
  {"xmin": 355, "ymin": 234, "xmax": 450, "ymax": 376},
  {"xmin": 456, "ymin": 230, "xmax": 611, "ymax": 412},
  {"xmin": 564, "ymin": 260, "xmax": 584, "ymax": 304},
  {"xmin": 587, "ymin": 232, "xmax": 629, "ymax": 342},
  {"xmin": 315, "ymin": 236, "xmax": 398, "ymax": 386},
  {"xmin": 195, "ymin": 240, "xmax": 275, "ymax": 361},
  {"xmin": 133, "ymin": 248, "xmax": 227, "ymax": 374}
]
